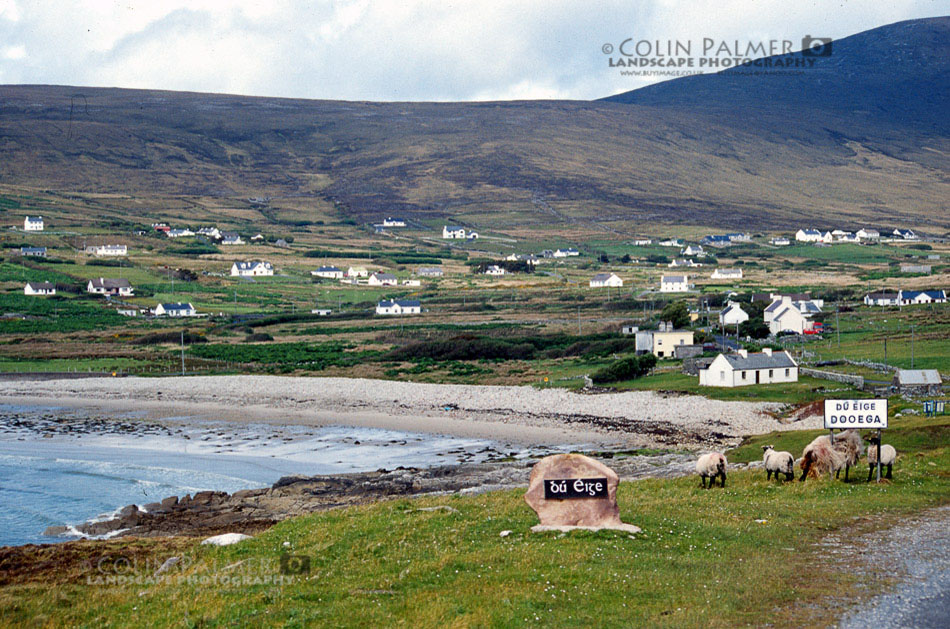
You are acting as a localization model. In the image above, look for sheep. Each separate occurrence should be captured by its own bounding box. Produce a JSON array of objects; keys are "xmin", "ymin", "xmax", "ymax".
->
[
  {"xmin": 799, "ymin": 432, "xmax": 860, "ymax": 481},
  {"xmin": 762, "ymin": 445, "xmax": 795, "ymax": 481},
  {"xmin": 696, "ymin": 452, "xmax": 727, "ymax": 489},
  {"xmin": 831, "ymin": 430, "xmax": 864, "ymax": 481},
  {"xmin": 866, "ymin": 434, "xmax": 897, "ymax": 481}
]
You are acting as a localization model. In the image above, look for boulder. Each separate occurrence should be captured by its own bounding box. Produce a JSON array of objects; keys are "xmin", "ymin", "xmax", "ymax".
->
[
  {"xmin": 524, "ymin": 453, "xmax": 640, "ymax": 533},
  {"xmin": 201, "ymin": 533, "xmax": 253, "ymax": 546}
]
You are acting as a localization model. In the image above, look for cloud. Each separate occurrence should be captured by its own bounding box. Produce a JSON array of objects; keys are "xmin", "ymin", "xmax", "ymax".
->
[{"xmin": 0, "ymin": 0, "xmax": 943, "ymax": 101}]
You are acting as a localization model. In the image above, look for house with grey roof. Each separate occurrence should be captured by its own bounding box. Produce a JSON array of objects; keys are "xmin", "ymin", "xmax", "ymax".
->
[
  {"xmin": 367, "ymin": 272, "xmax": 398, "ymax": 286},
  {"xmin": 376, "ymin": 299, "xmax": 421, "ymax": 315},
  {"xmin": 864, "ymin": 291, "xmax": 900, "ymax": 307},
  {"xmin": 231, "ymin": 261, "xmax": 274, "ymax": 277},
  {"xmin": 893, "ymin": 369, "xmax": 942, "ymax": 396},
  {"xmin": 87, "ymin": 277, "xmax": 133, "ymax": 297},
  {"xmin": 154, "ymin": 302, "xmax": 197, "ymax": 317},
  {"xmin": 20, "ymin": 246, "xmax": 47, "ymax": 258},
  {"xmin": 24, "ymin": 281, "xmax": 56, "ymax": 296},
  {"xmin": 590, "ymin": 272, "xmax": 622, "ymax": 288},
  {"xmin": 699, "ymin": 349, "xmax": 798, "ymax": 387}
]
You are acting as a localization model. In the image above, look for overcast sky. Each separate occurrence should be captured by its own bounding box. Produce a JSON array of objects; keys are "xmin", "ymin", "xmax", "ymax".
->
[{"xmin": 0, "ymin": 0, "xmax": 944, "ymax": 101}]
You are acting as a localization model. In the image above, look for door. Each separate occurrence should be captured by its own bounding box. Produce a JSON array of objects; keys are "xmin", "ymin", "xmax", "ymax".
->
[{"xmin": 755, "ymin": 371, "xmax": 760, "ymax": 384}]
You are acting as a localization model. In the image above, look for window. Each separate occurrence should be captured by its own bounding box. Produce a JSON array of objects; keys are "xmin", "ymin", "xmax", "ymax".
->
[
  {"xmin": 720, "ymin": 371, "xmax": 725, "ymax": 381},
  {"xmin": 785, "ymin": 368, "xmax": 790, "ymax": 376},
  {"xmin": 741, "ymin": 371, "xmax": 746, "ymax": 380},
  {"xmin": 769, "ymin": 370, "xmax": 774, "ymax": 378}
]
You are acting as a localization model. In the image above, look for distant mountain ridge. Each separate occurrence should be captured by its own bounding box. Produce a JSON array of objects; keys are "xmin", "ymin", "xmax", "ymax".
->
[{"xmin": 0, "ymin": 16, "xmax": 947, "ymax": 232}]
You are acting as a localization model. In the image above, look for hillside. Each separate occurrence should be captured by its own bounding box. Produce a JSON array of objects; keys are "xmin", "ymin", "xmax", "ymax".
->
[{"xmin": 0, "ymin": 17, "xmax": 947, "ymax": 233}]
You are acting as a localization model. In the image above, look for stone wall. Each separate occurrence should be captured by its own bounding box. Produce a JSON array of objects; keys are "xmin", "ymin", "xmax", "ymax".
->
[{"xmin": 800, "ymin": 367, "xmax": 864, "ymax": 388}]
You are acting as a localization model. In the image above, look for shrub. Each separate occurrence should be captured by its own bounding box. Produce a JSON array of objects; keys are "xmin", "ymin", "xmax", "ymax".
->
[
  {"xmin": 245, "ymin": 332, "xmax": 274, "ymax": 343},
  {"xmin": 590, "ymin": 354, "xmax": 657, "ymax": 384},
  {"xmin": 133, "ymin": 331, "xmax": 208, "ymax": 345}
]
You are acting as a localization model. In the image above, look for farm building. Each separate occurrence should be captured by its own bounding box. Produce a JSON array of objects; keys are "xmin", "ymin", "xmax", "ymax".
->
[{"xmin": 892, "ymin": 370, "xmax": 942, "ymax": 396}]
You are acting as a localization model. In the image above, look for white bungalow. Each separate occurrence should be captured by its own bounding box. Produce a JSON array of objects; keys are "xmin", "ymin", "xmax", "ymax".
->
[
  {"xmin": 376, "ymin": 299, "xmax": 421, "ymax": 315},
  {"xmin": 893, "ymin": 229, "xmax": 918, "ymax": 240},
  {"xmin": 311, "ymin": 266, "xmax": 345, "ymax": 279},
  {"xmin": 231, "ymin": 261, "xmax": 274, "ymax": 277},
  {"xmin": 699, "ymin": 349, "xmax": 798, "ymax": 387},
  {"xmin": 658, "ymin": 239, "xmax": 683, "ymax": 247},
  {"xmin": 347, "ymin": 266, "xmax": 369, "ymax": 278},
  {"xmin": 682, "ymin": 245, "xmax": 705, "ymax": 257},
  {"xmin": 416, "ymin": 267, "xmax": 443, "ymax": 277},
  {"xmin": 197, "ymin": 227, "xmax": 221, "ymax": 239},
  {"xmin": 367, "ymin": 272, "xmax": 398, "ymax": 286},
  {"xmin": 484, "ymin": 265, "xmax": 506, "ymax": 276},
  {"xmin": 166, "ymin": 228, "xmax": 195, "ymax": 238},
  {"xmin": 856, "ymin": 228, "xmax": 880, "ymax": 241},
  {"xmin": 711, "ymin": 268, "xmax": 743, "ymax": 280},
  {"xmin": 766, "ymin": 299, "xmax": 812, "ymax": 335},
  {"xmin": 770, "ymin": 236, "xmax": 791, "ymax": 246},
  {"xmin": 402, "ymin": 279, "xmax": 422, "ymax": 287},
  {"xmin": 719, "ymin": 302, "xmax": 749, "ymax": 326},
  {"xmin": 589, "ymin": 273, "xmax": 623, "ymax": 288},
  {"xmin": 442, "ymin": 225, "xmax": 467, "ymax": 239},
  {"xmin": 87, "ymin": 277, "xmax": 134, "ymax": 296},
  {"xmin": 864, "ymin": 291, "xmax": 900, "ymax": 307},
  {"xmin": 795, "ymin": 229, "xmax": 823, "ymax": 242},
  {"xmin": 899, "ymin": 290, "xmax": 947, "ymax": 305},
  {"xmin": 382, "ymin": 217, "xmax": 407, "ymax": 227},
  {"xmin": 24, "ymin": 216, "xmax": 44, "ymax": 231},
  {"xmin": 553, "ymin": 248, "xmax": 580, "ymax": 258},
  {"xmin": 154, "ymin": 302, "xmax": 197, "ymax": 317},
  {"xmin": 660, "ymin": 275, "xmax": 688, "ymax": 293},
  {"xmin": 20, "ymin": 246, "xmax": 47, "ymax": 258},
  {"xmin": 85, "ymin": 244, "xmax": 128, "ymax": 256},
  {"xmin": 24, "ymin": 281, "xmax": 56, "ymax": 296},
  {"xmin": 220, "ymin": 232, "xmax": 244, "ymax": 245}
]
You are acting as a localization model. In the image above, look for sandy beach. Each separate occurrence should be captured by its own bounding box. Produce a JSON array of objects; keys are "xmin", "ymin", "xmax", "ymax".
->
[{"xmin": 0, "ymin": 375, "xmax": 821, "ymax": 449}]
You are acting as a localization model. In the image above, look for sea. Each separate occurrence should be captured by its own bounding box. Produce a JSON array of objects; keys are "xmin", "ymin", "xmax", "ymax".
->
[{"xmin": 0, "ymin": 404, "xmax": 537, "ymax": 547}]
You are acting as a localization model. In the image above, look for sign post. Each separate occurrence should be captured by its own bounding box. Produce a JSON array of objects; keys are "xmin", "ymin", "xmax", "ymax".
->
[{"xmin": 824, "ymin": 399, "xmax": 888, "ymax": 483}]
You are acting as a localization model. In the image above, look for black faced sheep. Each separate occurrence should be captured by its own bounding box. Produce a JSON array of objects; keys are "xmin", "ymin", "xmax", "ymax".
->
[
  {"xmin": 696, "ymin": 452, "xmax": 727, "ymax": 489},
  {"xmin": 799, "ymin": 429, "xmax": 863, "ymax": 481},
  {"xmin": 762, "ymin": 445, "xmax": 795, "ymax": 481},
  {"xmin": 866, "ymin": 434, "xmax": 897, "ymax": 481}
]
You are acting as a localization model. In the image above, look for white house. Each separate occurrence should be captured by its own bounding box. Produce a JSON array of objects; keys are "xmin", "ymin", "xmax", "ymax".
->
[
  {"xmin": 24, "ymin": 216, "xmax": 44, "ymax": 231},
  {"xmin": 630, "ymin": 239, "xmax": 652, "ymax": 246},
  {"xmin": 590, "ymin": 273, "xmax": 623, "ymax": 288},
  {"xmin": 402, "ymin": 279, "xmax": 422, "ymax": 287},
  {"xmin": 154, "ymin": 302, "xmax": 197, "ymax": 317},
  {"xmin": 24, "ymin": 281, "xmax": 56, "ymax": 296},
  {"xmin": 899, "ymin": 290, "xmax": 947, "ymax": 305},
  {"xmin": 376, "ymin": 299, "xmax": 421, "ymax": 315},
  {"xmin": 311, "ymin": 266, "xmax": 344, "ymax": 279},
  {"xmin": 770, "ymin": 236, "xmax": 791, "ymax": 246},
  {"xmin": 347, "ymin": 266, "xmax": 369, "ymax": 278},
  {"xmin": 682, "ymin": 245, "xmax": 705, "ymax": 257},
  {"xmin": 87, "ymin": 277, "xmax": 133, "ymax": 297},
  {"xmin": 367, "ymin": 272, "xmax": 398, "ymax": 286},
  {"xmin": 231, "ymin": 261, "xmax": 274, "ymax": 277},
  {"xmin": 795, "ymin": 229, "xmax": 824, "ymax": 242},
  {"xmin": 85, "ymin": 244, "xmax": 127, "ymax": 256},
  {"xmin": 416, "ymin": 267, "xmax": 443, "ymax": 277},
  {"xmin": 220, "ymin": 232, "xmax": 244, "ymax": 245},
  {"xmin": 856, "ymin": 228, "xmax": 879, "ymax": 241},
  {"xmin": 765, "ymin": 298, "xmax": 813, "ymax": 335},
  {"xmin": 699, "ymin": 349, "xmax": 798, "ymax": 387},
  {"xmin": 658, "ymin": 239, "xmax": 682, "ymax": 247},
  {"xmin": 20, "ymin": 246, "xmax": 47, "ymax": 258},
  {"xmin": 893, "ymin": 229, "xmax": 918, "ymax": 240},
  {"xmin": 382, "ymin": 217, "xmax": 407, "ymax": 227},
  {"xmin": 864, "ymin": 291, "xmax": 900, "ymax": 306},
  {"xmin": 442, "ymin": 225, "xmax": 467, "ymax": 239},
  {"xmin": 166, "ymin": 228, "xmax": 195, "ymax": 238},
  {"xmin": 726, "ymin": 233, "xmax": 751, "ymax": 242},
  {"xmin": 669, "ymin": 259, "xmax": 699, "ymax": 268},
  {"xmin": 197, "ymin": 227, "xmax": 221, "ymax": 239},
  {"xmin": 711, "ymin": 268, "xmax": 743, "ymax": 280},
  {"xmin": 505, "ymin": 253, "xmax": 539, "ymax": 265},
  {"xmin": 553, "ymin": 248, "xmax": 580, "ymax": 258},
  {"xmin": 484, "ymin": 265, "xmax": 506, "ymax": 276},
  {"xmin": 719, "ymin": 302, "xmax": 749, "ymax": 326},
  {"xmin": 660, "ymin": 275, "xmax": 688, "ymax": 293}
]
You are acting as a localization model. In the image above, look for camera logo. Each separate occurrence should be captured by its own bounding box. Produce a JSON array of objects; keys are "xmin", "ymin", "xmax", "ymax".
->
[
  {"xmin": 279, "ymin": 554, "xmax": 311, "ymax": 575},
  {"xmin": 801, "ymin": 35, "xmax": 833, "ymax": 57}
]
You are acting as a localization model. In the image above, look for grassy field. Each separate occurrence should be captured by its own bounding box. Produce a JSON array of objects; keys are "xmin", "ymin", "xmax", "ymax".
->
[{"xmin": 2, "ymin": 417, "xmax": 947, "ymax": 628}]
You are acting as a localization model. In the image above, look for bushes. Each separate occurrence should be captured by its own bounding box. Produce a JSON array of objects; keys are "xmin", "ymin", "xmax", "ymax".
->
[
  {"xmin": 387, "ymin": 337, "xmax": 533, "ymax": 361},
  {"xmin": 245, "ymin": 332, "xmax": 274, "ymax": 342},
  {"xmin": 133, "ymin": 331, "xmax": 207, "ymax": 345},
  {"xmin": 590, "ymin": 354, "xmax": 657, "ymax": 384}
]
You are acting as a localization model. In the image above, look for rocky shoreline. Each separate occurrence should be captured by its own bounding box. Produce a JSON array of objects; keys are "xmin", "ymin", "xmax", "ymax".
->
[{"xmin": 45, "ymin": 453, "xmax": 758, "ymax": 540}]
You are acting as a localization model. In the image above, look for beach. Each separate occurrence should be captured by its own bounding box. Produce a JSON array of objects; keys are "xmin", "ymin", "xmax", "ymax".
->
[{"xmin": 0, "ymin": 375, "xmax": 820, "ymax": 450}]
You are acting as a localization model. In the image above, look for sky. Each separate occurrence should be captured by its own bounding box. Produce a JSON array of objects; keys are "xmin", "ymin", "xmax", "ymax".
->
[{"xmin": 0, "ymin": 0, "xmax": 945, "ymax": 101}]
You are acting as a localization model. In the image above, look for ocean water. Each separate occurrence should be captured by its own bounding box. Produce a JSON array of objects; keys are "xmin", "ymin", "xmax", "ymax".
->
[{"xmin": 0, "ymin": 405, "xmax": 525, "ymax": 547}]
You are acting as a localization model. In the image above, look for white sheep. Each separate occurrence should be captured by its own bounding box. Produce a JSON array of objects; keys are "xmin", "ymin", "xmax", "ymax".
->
[
  {"xmin": 866, "ymin": 434, "xmax": 897, "ymax": 481},
  {"xmin": 799, "ymin": 430, "xmax": 863, "ymax": 481},
  {"xmin": 696, "ymin": 452, "xmax": 727, "ymax": 489},
  {"xmin": 761, "ymin": 445, "xmax": 795, "ymax": 481}
]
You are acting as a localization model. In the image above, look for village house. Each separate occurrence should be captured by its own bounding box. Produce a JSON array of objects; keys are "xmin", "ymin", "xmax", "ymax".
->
[
  {"xmin": 892, "ymin": 369, "xmax": 942, "ymax": 396},
  {"xmin": 505, "ymin": 253, "xmax": 539, "ymax": 265},
  {"xmin": 442, "ymin": 225, "xmax": 467, "ymax": 239},
  {"xmin": 668, "ymin": 259, "xmax": 699, "ymax": 268},
  {"xmin": 24, "ymin": 281, "xmax": 56, "ymax": 296},
  {"xmin": 231, "ymin": 261, "xmax": 274, "ymax": 277},
  {"xmin": 367, "ymin": 272, "xmax": 398, "ymax": 286},
  {"xmin": 711, "ymin": 268, "xmax": 743, "ymax": 280},
  {"xmin": 347, "ymin": 266, "xmax": 369, "ymax": 278},
  {"xmin": 682, "ymin": 245, "xmax": 705, "ymax": 257},
  {"xmin": 900, "ymin": 263, "xmax": 931, "ymax": 274},
  {"xmin": 699, "ymin": 348, "xmax": 798, "ymax": 387},
  {"xmin": 856, "ymin": 228, "xmax": 880, "ymax": 241},
  {"xmin": 719, "ymin": 301, "xmax": 749, "ymax": 326},
  {"xmin": 197, "ymin": 227, "xmax": 221, "ymax": 239},
  {"xmin": 416, "ymin": 267, "xmax": 443, "ymax": 277},
  {"xmin": 311, "ymin": 265, "xmax": 344, "ymax": 279},
  {"xmin": 864, "ymin": 291, "xmax": 900, "ymax": 307},
  {"xmin": 166, "ymin": 228, "xmax": 195, "ymax": 238},
  {"xmin": 770, "ymin": 236, "xmax": 791, "ymax": 246},
  {"xmin": 19, "ymin": 246, "xmax": 47, "ymax": 258},
  {"xmin": 484, "ymin": 265, "xmax": 506, "ymax": 276},
  {"xmin": 87, "ymin": 277, "xmax": 134, "ymax": 297},
  {"xmin": 660, "ymin": 275, "xmax": 689, "ymax": 293},
  {"xmin": 589, "ymin": 272, "xmax": 623, "ymax": 288},
  {"xmin": 23, "ymin": 216, "xmax": 44, "ymax": 231},
  {"xmin": 630, "ymin": 238, "xmax": 652, "ymax": 246},
  {"xmin": 765, "ymin": 296, "xmax": 820, "ymax": 335},
  {"xmin": 376, "ymin": 299, "xmax": 421, "ymax": 315},
  {"xmin": 892, "ymin": 228, "xmax": 918, "ymax": 240},
  {"xmin": 702, "ymin": 235, "xmax": 732, "ymax": 248},
  {"xmin": 553, "ymin": 248, "xmax": 580, "ymax": 258},
  {"xmin": 85, "ymin": 244, "xmax": 128, "ymax": 256},
  {"xmin": 635, "ymin": 322, "xmax": 694, "ymax": 359},
  {"xmin": 402, "ymin": 279, "xmax": 422, "ymax": 287},
  {"xmin": 726, "ymin": 233, "xmax": 751, "ymax": 242},
  {"xmin": 658, "ymin": 238, "xmax": 682, "ymax": 247},
  {"xmin": 382, "ymin": 217, "xmax": 407, "ymax": 227},
  {"xmin": 220, "ymin": 232, "xmax": 244, "ymax": 245},
  {"xmin": 899, "ymin": 289, "xmax": 947, "ymax": 305},
  {"xmin": 154, "ymin": 302, "xmax": 197, "ymax": 317}
]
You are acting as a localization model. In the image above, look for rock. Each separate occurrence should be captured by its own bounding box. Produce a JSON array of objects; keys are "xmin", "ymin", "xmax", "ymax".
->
[
  {"xmin": 201, "ymin": 533, "xmax": 253, "ymax": 546},
  {"xmin": 160, "ymin": 496, "xmax": 179, "ymax": 510},
  {"xmin": 154, "ymin": 556, "xmax": 180, "ymax": 575},
  {"xmin": 42, "ymin": 525, "xmax": 70, "ymax": 537},
  {"xmin": 524, "ymin": 454, "xmax": 640, "ymax": 534},
  {"xmin": 142, "ymin": 502, "xmax": 163, "ymax": 513}
]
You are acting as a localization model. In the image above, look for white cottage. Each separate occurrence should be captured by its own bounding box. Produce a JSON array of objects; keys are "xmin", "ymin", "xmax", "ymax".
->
[
  {"xmin": 231, "ymin": 261, "xmax": 274, "ymax": 277},
  {"xmin": 24, "ymin": 216, "xmax": 44, "ymax": 231},
  {"xmin": 660, "ymin": 275, "xmax": 688, "ymax": 293},
  {"xmin": 311, "ymin": 266, "xmax": 344, "ymax": 279},
  {"xmin": 699, "ymin": 349, "xmax": 798, "ymax": 387},
  {"xmin": 376, "ymin": 299, "xmax": 421, "ymax": 315},
  {"xmin": 24, "ymin": 281, "xmax": 56, "ymax": 295},
  {"xmin": 590, "ymin": 273, "xmax": 623, "ymax": 288},
  {"xmin": 719, "ymin": 302, "xmax": 749, "ymax": 326},
  {"xmin": 368, "ymin": 272, "xmax": 398, "ymax": 286},
  {"xmin": 711, "ymin": 268, "xmax": 743, "ymax": 280},
  {"xmin": 154, "ymin": 302, "xmax": 197, "ymax": 317}
]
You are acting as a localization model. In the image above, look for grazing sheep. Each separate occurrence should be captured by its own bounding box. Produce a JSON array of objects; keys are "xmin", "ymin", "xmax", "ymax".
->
[
  {"xmin": 866, "ymin": 434, "xmax": 897, "ymax": 481},
  {"xmin": 832, "ymin": 430, "xmax": 864, "ymax": 481},
  {"xmin": 799, "ymin": 434, "xmax": 847, "ymax": 480},
  {"xmin": 696, "ymin": 452, "xmax": 727, "ymax": 489},
  {"xmin": 762, "ymin": 445, "xmax": 795, "ymax": 481}
]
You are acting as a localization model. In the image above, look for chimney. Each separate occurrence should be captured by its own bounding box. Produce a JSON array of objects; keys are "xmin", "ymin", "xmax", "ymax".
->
[
  {"xmin": 737, "ymin": 349, "xmax": 748, "ymax": 358},
  {"xmin": 762, "ymin": 348, "xmax": 773, "ymax": 356}
]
